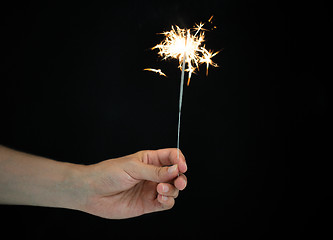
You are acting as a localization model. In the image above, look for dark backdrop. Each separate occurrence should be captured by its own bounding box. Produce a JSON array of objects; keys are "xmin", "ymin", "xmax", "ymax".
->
[{"xmin": 1, "ymin": 1, "xmax": 330, "ymax": 239}]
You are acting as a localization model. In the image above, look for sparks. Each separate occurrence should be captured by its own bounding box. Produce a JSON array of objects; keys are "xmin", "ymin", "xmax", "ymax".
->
[
  {"xmin": 143, "ymin": 68, "xmax": 167, "ymax": 77},
  {"xmin": 151, "ymin": 22, "xmax": 218, "ymax": 85}
]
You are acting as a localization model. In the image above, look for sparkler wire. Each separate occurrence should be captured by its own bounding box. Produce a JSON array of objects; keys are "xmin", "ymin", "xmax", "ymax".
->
[{"xmin": 177, "ymin": 54, "xmax": 186, "ymax": 160}]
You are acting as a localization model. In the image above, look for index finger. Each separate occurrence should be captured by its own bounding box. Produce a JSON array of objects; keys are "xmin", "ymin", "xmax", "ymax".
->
[{"xmin": 143, "ymin": 148, "xmax": 187, "ymax": 173}]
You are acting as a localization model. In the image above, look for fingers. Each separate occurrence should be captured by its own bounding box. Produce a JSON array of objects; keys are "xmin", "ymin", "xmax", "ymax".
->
[
  {"xmin": 155, "ymin": 175, "xmax": 186, "ymax": 210},
  {"xmin": 155, "ymin": 173, "xmax": 187, "ymax": 208},
  {"xmin": 122, "ymin": 149, "xmax": 188, "ymax": 215},
  {"xmin": 132, "ymin": 161, "xmax": 179, "ymax": 183},
  {"xmin": 142, "ymin": 148, "xmax": 187, "ymax": 174},
  {"xmin": 125, "ymin": 149, "xmax": 188, "ymax": 184},
  {"xmin": 157, "ymin": 183, "xmax": 179, "ymax": 198},
  {"xmin": 146, "ymin": 178, "xmax": 187, "ymax": 214},
  {"xmin": 156, "ymin": 173, "xmax": 187, "ymax": 198},
  {"xmin": 147, "ymin": 169, "xmax": 188, "ymax": 214},
  {"xmin": 174, "ymin": 173, "xmax": 187, "ymax": 191},
  {"xmin": 156, "ymin": 194, "xmax": 175, "ymax": 209}
]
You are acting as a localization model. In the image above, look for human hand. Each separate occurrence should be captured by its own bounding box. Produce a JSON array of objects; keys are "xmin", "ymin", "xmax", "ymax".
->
[{"xmin": 77, "ymin": 148, "xmax": 187, "ymax": 219}]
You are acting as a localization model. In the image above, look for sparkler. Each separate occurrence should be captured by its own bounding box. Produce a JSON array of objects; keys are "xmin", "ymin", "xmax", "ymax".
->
[{"xmin": 145, "ymin": 18, "xmax": 219, "ymax": 159}]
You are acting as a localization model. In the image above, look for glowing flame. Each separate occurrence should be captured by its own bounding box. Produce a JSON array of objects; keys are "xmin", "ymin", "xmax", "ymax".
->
[{"xmin": 150, "ymin": 21, "xmax": 218, "ymax": 85}]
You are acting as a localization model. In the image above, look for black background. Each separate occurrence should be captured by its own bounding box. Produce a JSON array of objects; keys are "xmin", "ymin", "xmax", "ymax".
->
[{"xmin": 1, "ymin": 1, "xmax": 331, "ymax": 239}]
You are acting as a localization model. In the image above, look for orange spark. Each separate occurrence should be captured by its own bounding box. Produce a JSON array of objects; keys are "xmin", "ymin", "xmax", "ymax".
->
[{"xmin": 143, "ymin": 68, "xmax": 167, "ymax": 77}]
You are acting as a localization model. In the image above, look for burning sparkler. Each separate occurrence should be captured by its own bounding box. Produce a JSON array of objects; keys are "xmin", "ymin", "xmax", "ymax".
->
[{"xmin": 145, "ymin": 18, "xmax": 219, "ymax": 159}]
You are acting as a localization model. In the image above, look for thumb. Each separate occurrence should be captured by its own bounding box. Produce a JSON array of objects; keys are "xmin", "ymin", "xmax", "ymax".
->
[{"xmin": 134, "ymin": 162, "xmax": 179, "ymax": 182}]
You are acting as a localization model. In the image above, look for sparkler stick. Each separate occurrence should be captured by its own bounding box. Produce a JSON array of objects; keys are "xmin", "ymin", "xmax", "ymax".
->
[
  {"xmin": 177, "ymin": 53, "xmax": 186, "ymax": 160},
  {"xmin": 145, "ymin": 18, "xmax": 219, "ymax": 160}
]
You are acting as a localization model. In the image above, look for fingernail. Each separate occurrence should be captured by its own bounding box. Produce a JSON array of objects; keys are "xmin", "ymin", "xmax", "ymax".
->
[
  {"xmin": 168, "ymin": 164, "xmax": 178, "ymax": 174},
  {"xmin": 161, "ymin": 195, "xmax": 168, "ymax": 201},
  {"xmin": 162, "ymin": 184, "xmax": 169, "ymax": 193}
]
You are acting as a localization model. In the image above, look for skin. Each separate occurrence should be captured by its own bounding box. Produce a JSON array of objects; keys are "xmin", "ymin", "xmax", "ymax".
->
[{"xmin": 0, "ymin": 146, "xmax": 187, "ymax": 219}]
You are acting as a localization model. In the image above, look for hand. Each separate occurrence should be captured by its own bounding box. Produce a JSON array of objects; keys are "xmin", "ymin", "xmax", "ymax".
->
[{"xmin": 78, "ymin": 148, "xmax": 188, "ymax": 219}]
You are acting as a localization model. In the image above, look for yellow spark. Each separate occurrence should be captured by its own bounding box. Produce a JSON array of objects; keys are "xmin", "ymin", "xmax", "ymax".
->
[
  {"xmin": 193, "ymin": 22, "xmax": 208, "ymax": 34},
  {"xmin": 143, "ymin": 68, "xmax": 167, "ymax": 77},
  {"xmin": 151, "ymin": 22, "xmax": 218, "ymax": 85}
]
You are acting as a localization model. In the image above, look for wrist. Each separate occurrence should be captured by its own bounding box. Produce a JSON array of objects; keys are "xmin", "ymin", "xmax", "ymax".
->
[{"xmin": 56, "ymin": 163, "xmax": 90, "ymax": 212}]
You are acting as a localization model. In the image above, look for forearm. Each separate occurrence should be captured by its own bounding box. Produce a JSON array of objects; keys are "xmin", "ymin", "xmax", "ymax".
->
[{"xmin": 0, "ymin": 145, "xmax": 86, "ymax": 210}]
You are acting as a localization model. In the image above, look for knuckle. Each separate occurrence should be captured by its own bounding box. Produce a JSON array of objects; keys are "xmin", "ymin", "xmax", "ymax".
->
[
  {"xmin": 138, "ymin": 150, "xmax": 153, "ymax": 164},
  {"xmin": 155, "ymin": 166, "xmax": 163, "ymax": 178}
]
